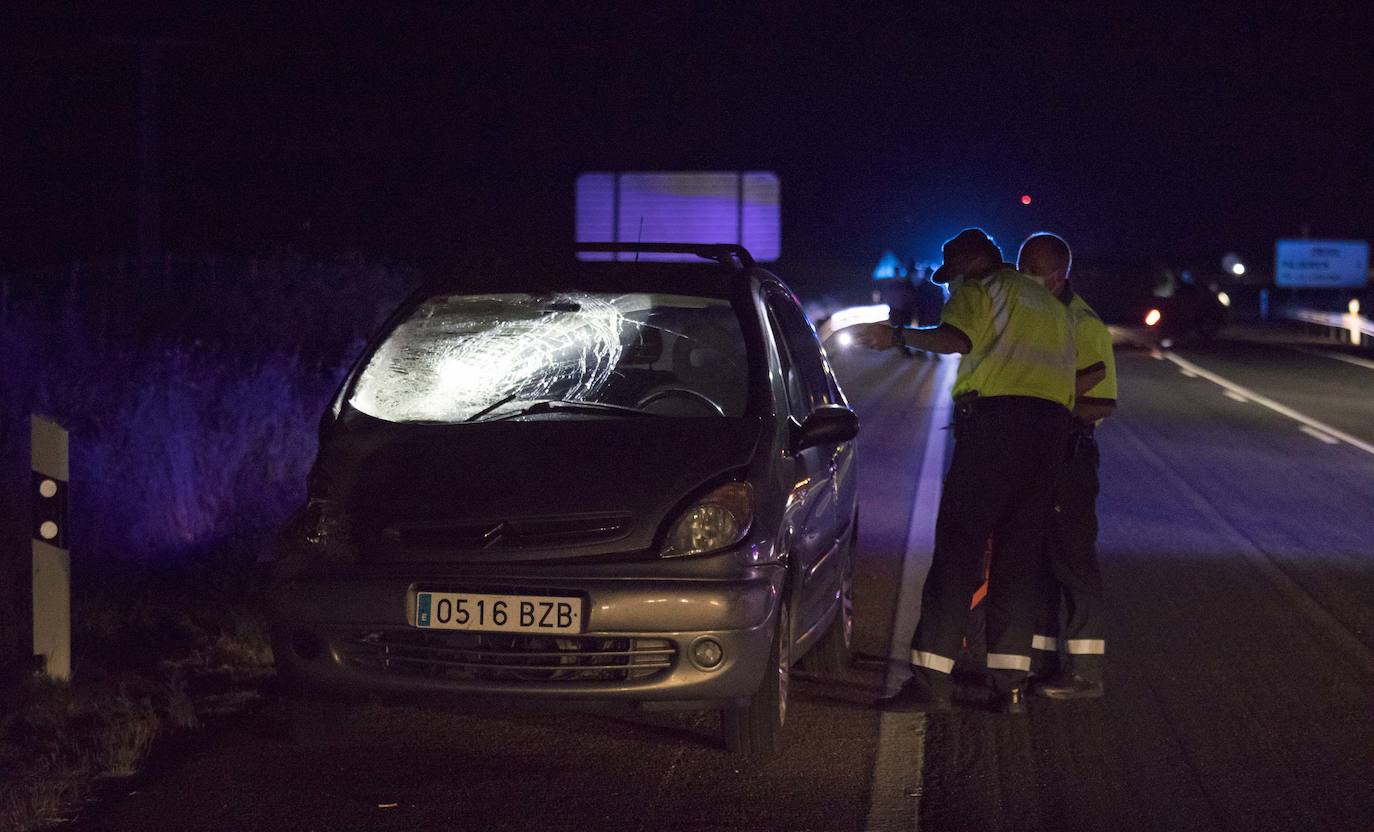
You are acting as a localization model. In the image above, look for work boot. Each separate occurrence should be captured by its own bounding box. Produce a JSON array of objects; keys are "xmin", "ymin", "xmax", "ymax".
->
[
  {"xmin": 876, "ymin": 675, "xmax": 955, "ymax": 713},
  {"xmin": 1033, "ymin": 673, "xmax": 1104, "ymax": 700},
  {"xmin": 994, "ymin": 686, "xmax": 1028, "ymax": 715}
]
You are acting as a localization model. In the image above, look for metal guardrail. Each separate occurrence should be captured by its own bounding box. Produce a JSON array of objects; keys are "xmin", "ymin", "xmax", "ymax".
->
[{"xmin": 1280, "ymin": 307, "xmax": 1374, "ymax": 344}]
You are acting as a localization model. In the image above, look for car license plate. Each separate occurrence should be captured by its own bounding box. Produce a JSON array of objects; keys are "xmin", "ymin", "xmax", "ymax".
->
[{"xmin": 414, "ymin": 591, "xmax": 583, "ymax": 634}]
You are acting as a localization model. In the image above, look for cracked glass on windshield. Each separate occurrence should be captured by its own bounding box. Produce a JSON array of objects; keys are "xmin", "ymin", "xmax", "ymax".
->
[{"xmin": 350, "ymin": 292, "xmax": 750, "ymax": 423}]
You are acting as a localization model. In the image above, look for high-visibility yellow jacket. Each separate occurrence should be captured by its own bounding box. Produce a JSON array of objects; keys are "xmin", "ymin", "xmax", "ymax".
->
[
  {"xmin": 1065, "ymin": 288, "xmax": 1117, "ymax": 406},
  {"xmin": 941, "ymin": 266, "xmax": 1076, "ymax": 409}
]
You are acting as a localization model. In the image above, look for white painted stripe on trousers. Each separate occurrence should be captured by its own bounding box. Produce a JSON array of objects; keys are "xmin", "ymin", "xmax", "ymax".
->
[
  {"xmin": 910, "ymin": 650, "xmax": 956, "ymax": 674},
  {"xmin": 987, "ymin": 653, "xmax": 1032, "ymax": 672},
  {"xmin": 1065, "ymin": 638, "xmax": 1106, "ymax": 655},
  {"xmin": 1031, "ymin": 634, "xmax": 1058, "ymax": 651}
]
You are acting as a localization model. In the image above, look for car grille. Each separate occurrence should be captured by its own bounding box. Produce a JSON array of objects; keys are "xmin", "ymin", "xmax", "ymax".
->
[
  {"xmin": 379, "ymin": 514, "xmax": 631, "ymax": 552},
  {"xmin": 342, "ymin": 630, "xmax": 676, "ymax": 683}
]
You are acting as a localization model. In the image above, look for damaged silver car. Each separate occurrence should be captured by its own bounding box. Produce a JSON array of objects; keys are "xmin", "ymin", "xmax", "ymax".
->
[{"xmin": 268, "ymin": 243, "xmax": 860, "ymax": 754}]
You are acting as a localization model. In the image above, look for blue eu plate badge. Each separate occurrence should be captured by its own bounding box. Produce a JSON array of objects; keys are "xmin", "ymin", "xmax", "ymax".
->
[{"xmin": 416, "ymin": 592, "xmax": 432, "ymax": 627}]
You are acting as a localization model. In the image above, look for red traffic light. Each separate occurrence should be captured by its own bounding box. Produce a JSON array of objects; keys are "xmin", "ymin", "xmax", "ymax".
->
[{"xmin": 1020, "ymin": 194, "xmax": 1032, "ymax": 205}]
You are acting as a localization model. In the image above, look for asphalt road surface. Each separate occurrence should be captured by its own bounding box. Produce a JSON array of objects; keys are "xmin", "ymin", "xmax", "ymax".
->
[{"xmin": 68, "ymin": 331, "xmax": 1374, "ymax": 832}]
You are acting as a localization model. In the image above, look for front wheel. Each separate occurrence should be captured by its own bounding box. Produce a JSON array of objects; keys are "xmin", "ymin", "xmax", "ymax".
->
[{"xmin": 722, "ymin": 600, "xmax": 790, "ymax": 756}]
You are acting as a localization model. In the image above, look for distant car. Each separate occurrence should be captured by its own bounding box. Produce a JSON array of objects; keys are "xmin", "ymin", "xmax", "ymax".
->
[
  {"xmin": 1135, "ymin": 282, "xmax": 1228, "ymax": 345},
  {"xmin": 267, "ymin": 243, "xmax": 860, "ymax": 754}
]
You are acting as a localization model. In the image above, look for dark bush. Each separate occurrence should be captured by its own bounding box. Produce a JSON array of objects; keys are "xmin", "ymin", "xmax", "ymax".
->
[{"xmin": 0, "ymin": 253, "xmax": 413, "ymax": 679}]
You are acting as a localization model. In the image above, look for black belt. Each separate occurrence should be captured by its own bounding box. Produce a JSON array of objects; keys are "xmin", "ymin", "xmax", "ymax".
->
[{"xmin": 955, "ymin": 393, "xmax": 1071, "ymax": 419}]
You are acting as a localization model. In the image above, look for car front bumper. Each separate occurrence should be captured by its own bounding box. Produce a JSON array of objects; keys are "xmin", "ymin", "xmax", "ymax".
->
[{"xmin": 268, "ymin": 561, "xmax": 785, "ymax": 709}]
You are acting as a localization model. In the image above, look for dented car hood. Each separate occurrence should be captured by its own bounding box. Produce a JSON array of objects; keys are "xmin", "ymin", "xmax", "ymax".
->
[{"xmin": 316, "ymin": 415, "xmax": 765, "ymax": 564}]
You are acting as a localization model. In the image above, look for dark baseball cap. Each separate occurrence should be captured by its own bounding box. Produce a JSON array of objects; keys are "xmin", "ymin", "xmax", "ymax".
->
[{"xmin": 932, "ymin": 228, "xmax": 1002, "ymax": 284}]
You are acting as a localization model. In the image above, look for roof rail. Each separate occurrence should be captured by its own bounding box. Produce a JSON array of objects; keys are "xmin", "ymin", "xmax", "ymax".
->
[{"xmin": 575, "ymin": 242, "xmax": 756, "ymax": 269}]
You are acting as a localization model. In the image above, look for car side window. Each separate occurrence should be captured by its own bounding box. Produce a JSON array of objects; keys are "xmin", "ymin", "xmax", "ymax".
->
[
  {"xmin": 764, "ymin": 305, "xmax": 807, "ymax": 418},
  {"xmin": 765, "ymin": 289, "xmax": 833, "ymax": 416}
]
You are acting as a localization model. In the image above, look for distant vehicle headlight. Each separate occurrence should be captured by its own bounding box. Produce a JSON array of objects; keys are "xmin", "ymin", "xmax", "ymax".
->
[
  {"xmin": 661, "ymin": 483, "xmax": 753, "ymax": 558},
  {"xmin": 1217, "ymin": 292, "xmax": 1231, "ymax": 307},
  {"xmin": 1144, "ymin": 308, "xmax": 1162, "ymax": 327}
]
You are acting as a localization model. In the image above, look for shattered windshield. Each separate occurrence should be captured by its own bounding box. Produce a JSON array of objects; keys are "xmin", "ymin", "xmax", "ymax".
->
[{"xmin": 350, "ymin": 292, "xmax": 751, "ymax": 423}]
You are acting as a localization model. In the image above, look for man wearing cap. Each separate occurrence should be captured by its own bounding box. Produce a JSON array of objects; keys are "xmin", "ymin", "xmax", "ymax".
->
[
  {"xmin": 1016, "ymin": 232, "xmax": 1116, "ymax": 699},
  {"xmin": 842, "ymin": 228, "xmax": 1075, "ymax": 713}
]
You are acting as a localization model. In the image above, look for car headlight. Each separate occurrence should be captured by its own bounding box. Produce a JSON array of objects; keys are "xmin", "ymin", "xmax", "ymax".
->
[{"xmin": 661, "ymin": 483, "xmax": 753, "ymax": 558}]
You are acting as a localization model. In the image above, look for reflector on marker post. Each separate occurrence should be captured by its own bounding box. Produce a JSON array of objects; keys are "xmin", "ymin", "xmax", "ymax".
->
[{"xmin": 31, "ymin": 415, "xmax": 71, "ymax": 681}]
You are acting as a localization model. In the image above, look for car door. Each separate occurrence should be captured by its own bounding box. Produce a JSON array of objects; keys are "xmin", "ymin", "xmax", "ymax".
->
[
  {"xmin": 763, "ymin": 286, "xmax": 846, "ymax": 638},
  {"xmin": 819, "ymin": 348, "xmax": 859, "ymax": 541}
]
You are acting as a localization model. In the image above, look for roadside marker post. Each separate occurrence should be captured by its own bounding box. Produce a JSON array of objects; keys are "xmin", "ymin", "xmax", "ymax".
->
[{"xmin": 31, "ymin": 415, "xmax": 71, "ymax": 681}]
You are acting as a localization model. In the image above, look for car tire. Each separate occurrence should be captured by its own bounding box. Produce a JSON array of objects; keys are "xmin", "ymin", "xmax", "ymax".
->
[
  {"xmin": 722, "ymin": 598, "xmax": 790, "ymax": 756},
  {"xmin": 799, "ymin": 535, "xmax": 854, "ymax": 677}
]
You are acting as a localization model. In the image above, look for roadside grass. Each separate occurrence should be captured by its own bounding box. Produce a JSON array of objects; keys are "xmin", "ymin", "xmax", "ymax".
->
[
  {"xmin": 0, "ymin": 753, "xmax": 81, "ymax": 832},
  {"xmin": 0, "ymin": 561, "xmax": 278, "ymax": 830},
  {"xmin": 1, "ymin": 672, "xmax": 195, "ymax": 830}
]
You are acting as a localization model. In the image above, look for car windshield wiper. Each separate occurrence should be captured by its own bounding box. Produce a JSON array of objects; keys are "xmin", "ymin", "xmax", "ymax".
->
[
  {"xmin": 464, "ymin": 392, "xmax": 521, "ymax": 423},
  {"xmin": 474, "ymin": 399, "xmax": 656, "ymax": 423}
]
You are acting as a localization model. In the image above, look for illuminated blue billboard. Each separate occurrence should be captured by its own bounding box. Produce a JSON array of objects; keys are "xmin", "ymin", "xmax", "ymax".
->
[
  {"xmin": 1275, "ymin": 240, "xmax": 1369, "ymax": 288},
  {"xmin": 576, "ymin": 172, "xmax": 780, "ymax": 261}
]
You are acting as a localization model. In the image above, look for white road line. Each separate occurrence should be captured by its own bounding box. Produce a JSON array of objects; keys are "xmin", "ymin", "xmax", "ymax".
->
[
  {"xmin": 1223, "ymin": 390, "xmax": 1249, "ymax": 403},
  {"xmin": 864, "ymin": 354, "xmax": 957, "ymax": 832},
  {"xmin": 1159, "ymin": 352, "xmax": 1374, "ymax": 458},
  {"xmin": 1295, "ymin": 347, "xmax": 1374, "ymax": 372},
  {"xmin": 1299, "ymin": 425, "xmax": 1341, "ymax": 445},
  {"xmin": 1180, "ymin": 369, "xmax": 1199, "ymax": 378}
]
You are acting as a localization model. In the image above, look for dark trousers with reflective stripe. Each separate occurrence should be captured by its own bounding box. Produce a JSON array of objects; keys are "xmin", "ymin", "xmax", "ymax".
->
[
  {"xmin": 1033, "ymin": 432, "xmax": 1107, "ymax": 682},
  {"xmin": 910, "ymin": 396, "xmax": 1071, "ymax": 693}
]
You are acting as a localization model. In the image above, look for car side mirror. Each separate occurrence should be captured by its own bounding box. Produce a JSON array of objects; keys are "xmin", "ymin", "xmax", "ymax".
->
[{"xmin": 792, "ymin": 404, "xmax": 859, "ymax": 451}]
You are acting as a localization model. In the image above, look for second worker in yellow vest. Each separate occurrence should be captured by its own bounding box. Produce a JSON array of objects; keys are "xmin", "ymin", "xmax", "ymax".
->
[
  {"xmin": 844, "ymin": 227, "xmax": 1075, "ymax": 713},
  {"xmin": 1016, "ymin": 232, "xmax": 1116, "ymax": 700}
]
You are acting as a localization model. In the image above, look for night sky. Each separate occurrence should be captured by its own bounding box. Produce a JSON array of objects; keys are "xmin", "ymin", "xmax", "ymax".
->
[{"xmin": 4, "ymin": 4, "xmax": 1372, "ymax": 291}]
